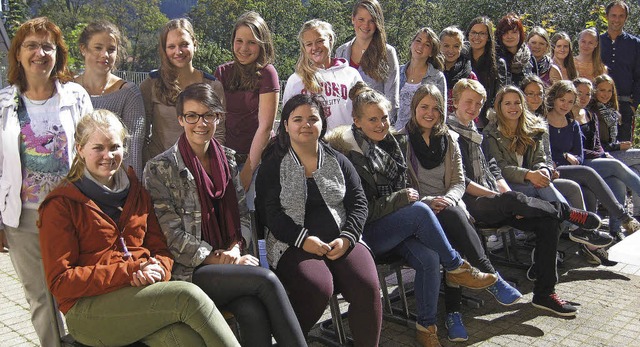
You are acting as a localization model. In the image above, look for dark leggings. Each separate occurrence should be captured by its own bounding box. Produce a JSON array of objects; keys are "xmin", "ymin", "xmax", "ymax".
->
[
  {"xmin": 464, "ymin": 192, "xmax": 561, "ymax": 296},
  {"xmin": 192, "ymin": 264, "xmax": 307, "ymax": 347},
  {"xmin": 437, "ymin": 205, "xmax": 496, "ymax": 313},
  {"xmin": 275, "ymin": 243, "xmax": 382, "ymax": 347}
]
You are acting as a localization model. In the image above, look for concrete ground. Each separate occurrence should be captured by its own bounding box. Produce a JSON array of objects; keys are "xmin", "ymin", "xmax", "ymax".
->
[{"xmin": 1, "ymin": 234, "xmax": 640, "ymax": 347}]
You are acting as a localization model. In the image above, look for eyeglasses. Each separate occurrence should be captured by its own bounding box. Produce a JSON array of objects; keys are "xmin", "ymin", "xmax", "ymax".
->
[
  {"xmin": 469, "ymin": 31, "xmax": 488, "ymax": 38},
  {"xmin": 525, "ymin": 92, "xmax": 544, "ymax": 98},
  {"xmin": 21, "ymin": 41, "xmax": 57, "ymax": 55},
  {"xmin": 181, "ymin": 112, "xmax": 221, "ymax": 124}
]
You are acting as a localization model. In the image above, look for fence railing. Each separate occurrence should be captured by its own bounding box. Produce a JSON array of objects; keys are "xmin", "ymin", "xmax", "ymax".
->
[{"xmin": 113, "ymin": 71, "xmax": 149, "ymax": 86}]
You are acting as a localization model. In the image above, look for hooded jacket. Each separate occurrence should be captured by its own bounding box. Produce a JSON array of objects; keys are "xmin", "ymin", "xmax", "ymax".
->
[
  {"xmin": 38, "ymin": 168, "xmax": 173, "ymax": 314},
  {"xmin": 282, "ymin": 58, "xmax": 362, "ymax": 130},
  {"xmin": 482, "ymin": 112, "xmax": 550, "ymax": 184}
]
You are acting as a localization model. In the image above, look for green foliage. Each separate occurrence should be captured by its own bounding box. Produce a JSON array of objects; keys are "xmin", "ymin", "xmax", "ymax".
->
[
  {"xmin": 5, "ymin": 0, "xmax": 31, "ymax": 38},
  {"xmin": 29, "ymin": 0, "xmax": 168, "ymax": 73}
]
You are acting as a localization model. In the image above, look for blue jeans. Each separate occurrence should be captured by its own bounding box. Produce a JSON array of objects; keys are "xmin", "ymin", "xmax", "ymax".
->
[
  {"xmin": 363, "ymin": 202, "xmax": 462, "ymax": 326},
  {"xmin": 585, "ymin": 157, "xmax": 640, "ymax": 203},
  {"xmin": 610, "ymin": 149, "xmax": 640, "ymax": 215}
]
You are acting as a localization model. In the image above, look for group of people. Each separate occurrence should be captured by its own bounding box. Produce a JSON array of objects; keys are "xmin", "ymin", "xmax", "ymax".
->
[{"xmin": 1, "ymin": 0, "xmax": 640, "ymax": 346}]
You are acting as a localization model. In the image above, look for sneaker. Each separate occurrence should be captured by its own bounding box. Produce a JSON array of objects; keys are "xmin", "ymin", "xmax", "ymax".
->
[
  {"xmin": 444, "ymin": 312, "xmax": 468, "ymax": 342},
  {"xmin": 622, "ymin": 214, "xmax": 640, "ymax": 234},
  {"xmin": 610, "ymin": 229, "xmax": 626, "ymax": 242},
  {"xmin": 486, "ymin": 273, "xmax": 523, "ymax": 305},
  {"xmin": 569, "ymin": 228, "xmax": 613, "ymax": 248},
  {"xmin": 580, "ymin": 244, "xmax": 618, "ymax": 266},
  {"xmin": 563, "ymin": 208, "xmax": 601, "ymax": 230},
  {"xmin": 531, "ymin": 293, "xmax": 578, "ymax": 316},
  {"xmin": 415, "ymin": 323, "xmax": 442, "ymax": 347},
  {"xmin": 445, "ymin": 260, "xmax": 498, "ymax": 289}
]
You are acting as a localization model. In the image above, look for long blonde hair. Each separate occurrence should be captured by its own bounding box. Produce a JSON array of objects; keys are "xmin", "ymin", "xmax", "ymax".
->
[
  {"xmin": 593, "ymin": 74, "xmax": 619, "ymax": 111},
  {"xmin": 67, "ymin": 110, "xmax": 129, "ymax": 182},
  {"xmin": 295, "ymin": 19, "xmax": 336, "ymax": 94},
  {"xmin": 494, "ymin": 86, "xmax": 538, "ymax": 155},
  {"xmin": 579, "ymin": 28, "xmax": 607, "ymax": 77},
  {"xmin": 155, "ymin": 18, "xmax": 198, "ymax": 105}
]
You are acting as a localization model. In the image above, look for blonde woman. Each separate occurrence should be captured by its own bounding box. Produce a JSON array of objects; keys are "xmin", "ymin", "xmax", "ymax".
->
[
  {"xmin": 574, "ymin": 28, "xmax": 608, "ymax": 81},
  {"xmin": 75, "ymin": 21, "xmax": 146, "ymax": 176},
  {"xmin": 336, "ymin": 0, "xmax": 399, "ymax": 122},
  {"xmin": 282, "ymin": 19, "xmax": 362, "ymax": 130},
  {"xmin": 526, "ymin": 26, "xmax": 562, "ymax": 86}
]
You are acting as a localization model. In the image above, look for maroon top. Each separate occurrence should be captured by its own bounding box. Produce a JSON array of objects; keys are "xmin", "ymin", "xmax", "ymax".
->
[{"xmin": 215, "ymin": 62, "xmax": 280, "ymax": 154}]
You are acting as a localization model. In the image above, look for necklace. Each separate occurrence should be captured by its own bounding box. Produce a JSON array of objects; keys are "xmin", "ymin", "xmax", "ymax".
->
[
  {"xmin": 81, "ymin": 74, "xmax": 111, "ymax": 97},
  {"xmin": 23, "ymin": 88, "xmax": 55, "ymax": 105}
]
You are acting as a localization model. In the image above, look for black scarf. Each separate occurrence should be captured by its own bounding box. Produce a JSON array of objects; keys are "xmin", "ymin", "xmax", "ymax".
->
[
  {"xmin": 409, "ymin": 128, "xmax": 447, "ymax": 169},
  {"xmin": 444, "ymin": 55, "xmax": 473, "ymax": 90},
  {"xmin": 352, "ymin": 124, "xmax": 407, "ymax": 197}
]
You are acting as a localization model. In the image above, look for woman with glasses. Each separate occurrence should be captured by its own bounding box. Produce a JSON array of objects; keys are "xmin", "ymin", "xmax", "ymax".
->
[
  {"xmin": 520, "ymin": 75, "xmax": 586, "ymax": 211},
  {"xmin": 464, "ymin": 17, "xmax": 498, "ymax": 129},
  {"xmin": 141, "ymin": 18, "xmax": 225, "ymax": 163},
  {"xmin": 144, "ymin": 83, "xmax": 306, "ymax": 347},
  {"xmin": 75, "ymin": 21, "xmax": 146, "ymax": 176},
  {"xmin": 0, "ymin": 17, "xmax": 93, "ymax": 345}
]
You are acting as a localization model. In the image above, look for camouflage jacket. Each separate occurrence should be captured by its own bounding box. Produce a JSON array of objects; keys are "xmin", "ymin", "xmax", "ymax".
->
[{"xmin": 143, "ymin": 142, "xmax": 250, "ymax": 281}]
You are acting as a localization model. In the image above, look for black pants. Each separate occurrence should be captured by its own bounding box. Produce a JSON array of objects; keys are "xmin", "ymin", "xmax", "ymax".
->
[
  {"xmin": 463, "ymin": 191, "xmax": 562, "ymax": 296},
  {"xmin": 437, "ymin": 205, "xmax": 495, "ymax": 313},
  {"xmin": 192, "ymin": 264, "xmax": 307, "ymax": 347},
  {"xmin": 617, "ymin": 100, "xmax": 634, "ymax": 142}
]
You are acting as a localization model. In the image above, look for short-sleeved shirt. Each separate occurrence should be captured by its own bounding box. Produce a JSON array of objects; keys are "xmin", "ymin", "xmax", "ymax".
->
[{"xmin": 215, "ymin": 63, "xmax": 280, "ymax": 154}]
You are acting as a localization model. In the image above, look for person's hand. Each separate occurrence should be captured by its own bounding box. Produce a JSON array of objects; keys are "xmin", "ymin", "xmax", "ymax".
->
[
  {"xmin": 237, "ymin": 254, "xmax": 260, "ymax": 266},
  {"xmin": 326, "ymin": 237, "xmax": 350, "ymax": 260},
  {"xmin": 213, "ymin": 245, "xmax": 242, "ymax": 265},
  {"xmin": 551, "ymin": 169, "xmax": 560, "ymax": 180},
  {"xmin": 620, "ymin": 141, "xmax": 632, "ymax": 151},
  {"xmin": 406, "ymin": 188, "xmax": 419, "ymax": 202},
  {"xmin": 429, "ymin": 197, "xmax": 451, "ymax": 214},
  {"xmin": 525, "ymin": 169, "xmax": 550, "ymax": 188},
  {"xmin": 131, "ymin": 258, "xmax": 165, "ymax": 287},
  {"xmin": 239, "ymin": 164, "xmax": 253, "ymax": 192},
  {"xmin": 302, "ymin": 236, "xmax": 332, "ymax": 257},
  {"xmin": 565, "ymin": 153, "xmax": 580, "ymax": 165}
]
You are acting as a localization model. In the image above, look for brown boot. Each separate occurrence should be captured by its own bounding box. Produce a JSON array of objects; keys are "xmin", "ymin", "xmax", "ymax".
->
[
  {"xmin": 446, "ymin": 260, "xmax": 498, "ymax": 289},
  {"xmin": 415, "ymin": 323, "xmax": 442, "ymax": 347}
]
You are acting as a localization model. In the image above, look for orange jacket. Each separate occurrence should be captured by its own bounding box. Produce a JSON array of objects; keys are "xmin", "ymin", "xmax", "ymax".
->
[{"xmin": 38, "ymin": 169, "xmax": 173, "ymax": 314}]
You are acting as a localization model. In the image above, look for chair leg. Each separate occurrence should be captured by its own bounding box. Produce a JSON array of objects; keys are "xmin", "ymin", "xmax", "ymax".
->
[{"xmin": 329, "ymin": 295, "xmax": 348, "ymax": 345}]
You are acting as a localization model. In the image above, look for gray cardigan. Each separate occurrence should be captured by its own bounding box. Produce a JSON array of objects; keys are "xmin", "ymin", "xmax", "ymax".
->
[{"xmin": 335, "ymin": 39, "xmax": 400, "ymax": 122}]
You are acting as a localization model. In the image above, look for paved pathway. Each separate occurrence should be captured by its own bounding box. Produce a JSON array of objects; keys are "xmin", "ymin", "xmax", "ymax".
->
[{"xmin": 1, "ymin": 236, "xmax": 640, "ymax": 347}]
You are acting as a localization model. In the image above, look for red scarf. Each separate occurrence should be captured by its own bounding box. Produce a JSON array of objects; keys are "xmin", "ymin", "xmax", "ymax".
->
[{"xmin": 178, "ymin": 134, "xmax": 242, "ymax": 250}]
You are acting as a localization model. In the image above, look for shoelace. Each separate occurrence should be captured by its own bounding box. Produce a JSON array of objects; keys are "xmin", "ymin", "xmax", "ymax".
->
[
  {"xmin": 446, "ymin": 313, "xmax": 464, "ymax": 328},
  {"xmin": 469, "ymin": 266, "xmax": 483, "ymax": 279},
  {"xmin": 594, "ymin": 247, "xmax": 609, "ymax": 259},
  {"xmin": 549, "ymin": 293, "xmax": 567, "ymax": 305},
  {"xmin": 568, "ymin": 210, "xmax": 588, "ymax": 225}
]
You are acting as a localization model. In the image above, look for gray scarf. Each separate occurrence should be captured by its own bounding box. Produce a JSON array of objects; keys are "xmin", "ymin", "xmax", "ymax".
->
[{"xmin": 447, "ymin": 114, "xmax": 498, "ymax": 191}]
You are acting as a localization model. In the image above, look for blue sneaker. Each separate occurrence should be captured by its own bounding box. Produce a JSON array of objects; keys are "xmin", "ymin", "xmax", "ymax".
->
[
  {"xmin": 486, "ymin": 273, "xmax": 522, "ymax": 305},
  {"xmin": 445, "ymin": 312, "xmax": 468, "ymax": 342}
]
